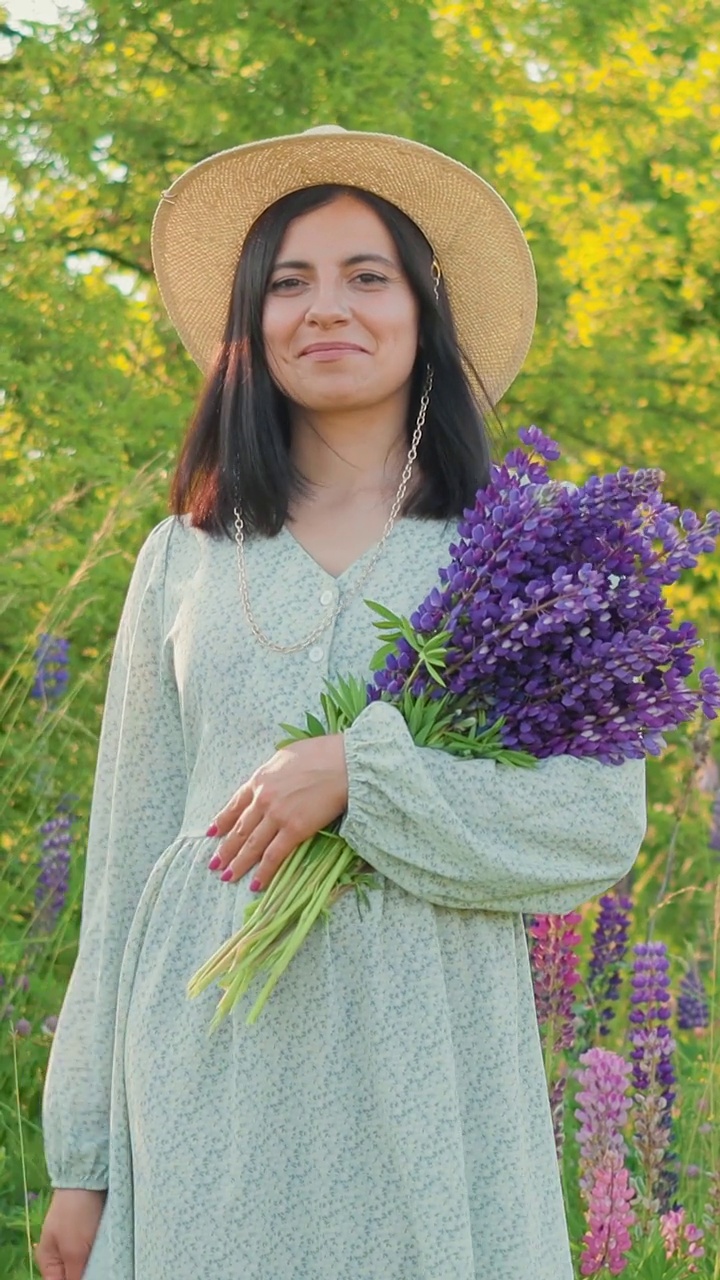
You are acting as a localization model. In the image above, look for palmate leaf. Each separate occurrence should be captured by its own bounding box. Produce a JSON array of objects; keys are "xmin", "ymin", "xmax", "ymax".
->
[
  {"xmin": 275, "ymin": 710, "xmax": 328, "ymax": 747},
  {"xmin": 321, "ymin": 672, "xmax": 370, "ymax": 728}
]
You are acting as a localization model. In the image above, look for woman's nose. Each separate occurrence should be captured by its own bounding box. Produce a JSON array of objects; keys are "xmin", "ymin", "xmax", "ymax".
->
[{"xmin": 303, "ymin": 279, "xmax": 351, "ymax": 323}]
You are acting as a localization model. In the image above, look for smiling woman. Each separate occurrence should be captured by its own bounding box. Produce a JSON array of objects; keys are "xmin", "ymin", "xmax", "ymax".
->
[
  {"xmin": 33, "ymin": 126, "xmax": 640, "ymax": 1280},
  {"xmin": 167, "ymin": 178, "xmax": 498, "ymax": 545}
]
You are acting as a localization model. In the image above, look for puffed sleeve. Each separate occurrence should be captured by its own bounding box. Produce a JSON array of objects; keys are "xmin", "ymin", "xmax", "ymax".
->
[
  {"xmin": 338, "ymin": 700, "xmax": 646, "ymax": 914},
  {"xmin": 41, "ymin": 515, "xmax": 188, "ymax": 1190}
]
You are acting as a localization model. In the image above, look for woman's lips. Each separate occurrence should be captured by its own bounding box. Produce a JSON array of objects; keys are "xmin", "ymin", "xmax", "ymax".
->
[{"xmin": 300, "ymin": 345, "xmax": 367, "ymax": 361}]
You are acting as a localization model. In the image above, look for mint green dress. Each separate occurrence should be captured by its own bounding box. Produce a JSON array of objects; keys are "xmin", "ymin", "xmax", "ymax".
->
[{"xmin": 41, "ymin": 511, "xmax": 647, "ymax": 1280}]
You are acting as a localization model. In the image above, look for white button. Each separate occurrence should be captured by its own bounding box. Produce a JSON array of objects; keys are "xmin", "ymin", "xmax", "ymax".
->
[
  {"xmin": 320, "ymin": 589, "xmax": 333, "ymax": 605},
  {"xmin": 308, "ymin": 645, "xmax": 324, "ymax": 662}
]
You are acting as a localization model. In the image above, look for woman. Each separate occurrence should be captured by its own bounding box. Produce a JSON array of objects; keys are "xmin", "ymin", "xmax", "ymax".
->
[{"xmin": 36, "ymin": 126, "xmax": 646, "ymax": 1280}]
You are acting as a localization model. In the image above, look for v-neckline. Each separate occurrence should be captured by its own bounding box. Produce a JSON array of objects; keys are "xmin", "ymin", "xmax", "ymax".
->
[{"xmin": 281, "ymin": 518, "xmax": 409, "ymax": 583}]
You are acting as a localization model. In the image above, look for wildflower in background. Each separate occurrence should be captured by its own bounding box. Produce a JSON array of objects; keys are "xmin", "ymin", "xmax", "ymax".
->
[
  {"xmin": 0, "ymin": 971, "xmax": 30, "ymax": 1019},
  {"xmin": 30, "ymin": 633, "xmax": 70, "ymax": 701},
  {"xmin": 660, "ymin": 1207, "xmax": 705, "ymax": 1273},
  {"xmin": 702, "ymin": 1169, "xmax": 720, "ymax": 1240},
  {"xmin": 13, "ymin": 1019, "xmax": 32, "ymax": 1036},
  {"xmin": 587, "ymin": 893, "xmax": 633, "ymax": 1039},
  {"xmin": 573, "ymin": 1047, "xmax": 635, "ymax": 1197},
  {"xmin": 628, "ymin": 941, "xmax": 680, "ymax": 1214},
  {"xmin": 709, "ymin": 788, "xmax": 720, "ymax": 851},
  {"xmin": 579, "ymin": 1152, "xmax": 636, "ymax": 1277},
  {"xmin": 41, "ymin": 1015, "xmax": 59, "ymax": 1035},
  {"xmin": 33, "ymin": 799, "xmax": 75, "ymax": 934},
  {"xmin": 528, "ymin": 911, "xmax": 583, "ymax": 1162},
  {"xmin": 677, "ymin": 963, "xmax": 710, "ymax": 1031}
]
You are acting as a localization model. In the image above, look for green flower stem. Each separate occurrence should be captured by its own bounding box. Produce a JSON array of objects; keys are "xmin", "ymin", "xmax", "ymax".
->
[
  {"xmin": 244, "ymin": 837, "xmax": 358, "ymax": 1026},
  {"xmin": 224, "ymin": 836, "xmax": 353, "ymax": 991},
  {"xmin": 204, "ymin": 837, "xmax": 362, "ymax": 1031},
  {"xmin": 190, "ymin": 834, "xmax": 353, "ymax": 1015},
  {"xmin": 187, "ymin": 832, "xmax": 344, "ymax": 994},
  {"xmin": 187, "ymin": 837, "xmax": 329, "ymax": 997}
]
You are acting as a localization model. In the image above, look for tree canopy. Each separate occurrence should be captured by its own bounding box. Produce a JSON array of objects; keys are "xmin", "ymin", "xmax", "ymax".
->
[{"xmin": 2, "ymin": 0, "xmax": 719, "ymax": 664}]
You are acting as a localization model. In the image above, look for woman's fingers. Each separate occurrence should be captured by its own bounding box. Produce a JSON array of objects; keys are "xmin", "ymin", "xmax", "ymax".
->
[
  {"xmin": 213, "ymin": 814, "xmax": 279, "ymax": 883},
  {"xmin": 209, "ymin": 781, "xmax": 252, "ymax": 836}
]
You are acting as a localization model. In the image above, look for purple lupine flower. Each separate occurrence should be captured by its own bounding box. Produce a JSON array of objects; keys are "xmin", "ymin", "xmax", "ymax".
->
[
  {"xmin": 579, "ymin": 1152, "xmax": 636, "ymax": 1276},
  {"xmin": 677, "ymin": 964, "xmax": 710, "ymax": 1031},
  {"xmin": 588, "ymin": 893, "xmax": 633, "ymax": 1038},
  {"xmin": 518, "ymin": 423, "xmax": 563, "ymax": 461},
  {"xmin": 628, "ymin": 941, "xmax": 680, "ymax": 1214},
  {"xmin": 42, "ymin": 1015, "xmax": 59, "ymax": 1035},
  {"xmin": 31, "ymin": 633, "xmax": 70, "ymax": 701},
  {"xmin": 573, "ymin": 1047, "xmax": 635, "ymax": 1198},
  {"xmin": 367, "ymin": 431, "xmax": 720, "ymax": 764},
  {"xmin": 33, "ymin": 798, "xmax": 76, "ymax": 933},
  {"xmin": 13, "ymin": 1019, "xmax": 32, "ymax": 1036}
]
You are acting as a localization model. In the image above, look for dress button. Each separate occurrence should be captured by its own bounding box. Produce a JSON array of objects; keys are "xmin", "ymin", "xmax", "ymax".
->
[
  {"xmin": 308, "ymin": 645, "xmax": 324, "ymax": 663},
  {"xmin": 320, "ymin": 589, "xmax": 334, "ymax": 606}
]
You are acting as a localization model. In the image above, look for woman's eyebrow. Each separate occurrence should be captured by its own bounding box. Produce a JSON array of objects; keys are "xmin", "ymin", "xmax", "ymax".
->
[{"xmin": 271, "ymin": 253, "xmax": 397, "ymax": 271}]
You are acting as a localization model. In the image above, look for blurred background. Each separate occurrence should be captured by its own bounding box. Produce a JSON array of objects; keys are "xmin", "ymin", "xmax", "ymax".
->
[{"xmin": 1, "ymin": 1, "xmax": 718, "ymax": 1272}]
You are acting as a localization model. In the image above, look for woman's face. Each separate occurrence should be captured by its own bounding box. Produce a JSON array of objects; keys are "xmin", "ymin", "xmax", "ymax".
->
[{"xmin": 262, "ymin": 194, "xmax": 420, "ymax": 414}]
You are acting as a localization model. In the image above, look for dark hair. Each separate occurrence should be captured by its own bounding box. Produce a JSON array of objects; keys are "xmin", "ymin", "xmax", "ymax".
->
[{"xmin": 168, "ymin": 184, "xmax": 504, "ymax": 539}]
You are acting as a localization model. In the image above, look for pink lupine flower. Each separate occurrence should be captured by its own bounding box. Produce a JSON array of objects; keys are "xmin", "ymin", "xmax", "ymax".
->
[
  {"xmin": 528, "ymin": 910, "xmax": 583, "ymax": 1053},
  {"xmin": 660, "ymin": 1207, "xmax": 705, "ymax": 1273},
  {"xmin": 580, "ymin": 1152, "xmax": 636, "ymax": 1276},
  {"xmin": 574, "ymin": 1048, "xmax": 634, "ymax": 1197},
  {"xmin": 529, "ymin": 910, "xmax": 584, "ymax": 1162}
]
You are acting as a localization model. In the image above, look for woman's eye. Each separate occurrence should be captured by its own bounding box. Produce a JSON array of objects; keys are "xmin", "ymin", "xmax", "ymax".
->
[
  {"xmin": 269, "ymin": 277, "xmax": 304, "ymax": 291},
  {"xmin": 269, "ymin": 272, "xmax": 388, "ymax": 292}
]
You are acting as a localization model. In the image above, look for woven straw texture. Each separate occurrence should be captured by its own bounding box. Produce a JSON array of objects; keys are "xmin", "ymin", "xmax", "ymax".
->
[{"xmin": 151, "ymin": 128, "xmax": 538, "ymax": 407}]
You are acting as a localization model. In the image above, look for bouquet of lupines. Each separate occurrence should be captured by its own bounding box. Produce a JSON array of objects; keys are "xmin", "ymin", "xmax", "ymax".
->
[{"xmin": 187, "ymin": 426, "xmax": 720, "ymax": 1033}]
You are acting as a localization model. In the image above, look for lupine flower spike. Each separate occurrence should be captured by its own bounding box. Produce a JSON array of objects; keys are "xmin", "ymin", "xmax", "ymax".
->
[
  {"xmin": 628, "ymin": 942, "xmax": 680, "ymax": 1215},
  {"xmin": 528, "ymin": 911, "xmax": 583, "ymax": 1160},
  {"xmin": 677, "ymin": 963, "xmax": 710, "ymax": 1031},
  {"xmin": 585, "ymin": 893, "xmax": 633, "ymax": 1043}
]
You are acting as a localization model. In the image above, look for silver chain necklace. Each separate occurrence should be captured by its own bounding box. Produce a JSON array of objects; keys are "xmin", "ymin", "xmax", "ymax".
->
[{"xmin": 233, "ymin": 366, "xmax": 434, "ymax": 654}]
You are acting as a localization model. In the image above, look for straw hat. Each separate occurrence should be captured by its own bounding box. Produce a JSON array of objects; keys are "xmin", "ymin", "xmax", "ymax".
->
[{"xmin": 151, "ymin": 125, "xmax": 538, "ymax": 408}]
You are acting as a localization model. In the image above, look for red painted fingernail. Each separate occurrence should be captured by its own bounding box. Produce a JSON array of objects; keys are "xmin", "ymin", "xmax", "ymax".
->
[
  {"xmin": 220, "ymin": 868, "xmax": 234, "ymax": 882},
  {"xmin": 206, "ymin": 822, "xmax": 219, "ymax": 837},
  {"xmin": 250, "ymin": 878, "xmax": 262, "ymax": 893},
  {"xmin": 207, "ymin": 854, "xmax": 222, "ymax": 871}
]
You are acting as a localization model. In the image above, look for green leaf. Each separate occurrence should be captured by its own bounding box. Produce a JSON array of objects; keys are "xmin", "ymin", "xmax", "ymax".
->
[
  {"xmin": 276, "ymin": 722, "xmax": 311, "ymax": 746},
  {"xmin": 368, "ymin": 641, "xmax": 398, "ymax": 671},
  {"xmin": 305, "ymin": 712, "xmax": 328, "ymax": 737},
  {"xmin": 364, "ymin": 598, "xmax": 404, "ymax": 625}
]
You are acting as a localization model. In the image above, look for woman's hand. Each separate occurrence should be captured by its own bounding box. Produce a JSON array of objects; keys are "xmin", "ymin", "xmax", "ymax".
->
[
  {"xmin": 207, "ymin": 733, "xmax": 349, "ymax": 891},
  {"xmin": 35, "ymin": 1187, "xmax": 107, "ymax": 1280}
]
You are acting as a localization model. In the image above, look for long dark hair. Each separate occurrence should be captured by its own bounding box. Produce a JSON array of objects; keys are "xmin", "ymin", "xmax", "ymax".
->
[{"xmin": 168, "ymin": 183, "xmax": 503, "ymax": 539}]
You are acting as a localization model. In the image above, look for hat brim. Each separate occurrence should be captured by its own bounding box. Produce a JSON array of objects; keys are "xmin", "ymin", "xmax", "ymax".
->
[{"xmin": 150, "ymin": 129, "xmax": 537, "ymax": 408}]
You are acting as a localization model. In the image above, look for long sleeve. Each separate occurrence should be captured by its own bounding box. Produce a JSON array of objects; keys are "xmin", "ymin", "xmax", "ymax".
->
[
  {"xmin": 42, "ymin": 515, "xmax": 188, "ymax": 1190},
  {"xmin": 338, "ymin": 700, "xmax": 647, "ymax": 915}
]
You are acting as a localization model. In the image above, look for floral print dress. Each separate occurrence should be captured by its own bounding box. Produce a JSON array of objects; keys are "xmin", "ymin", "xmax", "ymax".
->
[{"xmin": 42, "ymin": 511, "xmax": 647, "ymax": 1280}]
